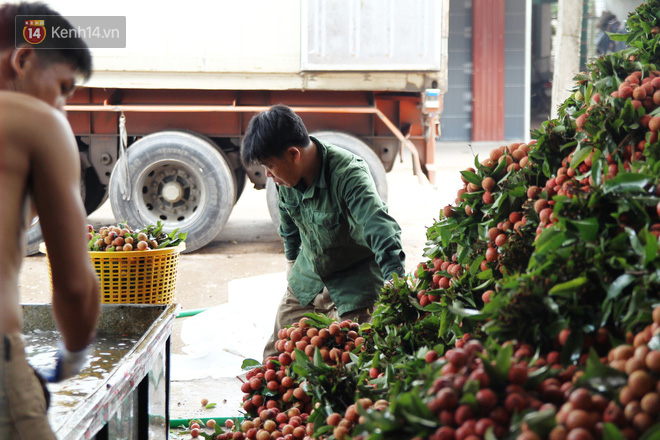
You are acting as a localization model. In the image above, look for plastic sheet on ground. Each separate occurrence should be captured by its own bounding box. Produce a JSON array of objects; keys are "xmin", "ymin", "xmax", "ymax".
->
[{"xmin": 171, "ymin": 272, "xmax": 286, "ymax": 380}]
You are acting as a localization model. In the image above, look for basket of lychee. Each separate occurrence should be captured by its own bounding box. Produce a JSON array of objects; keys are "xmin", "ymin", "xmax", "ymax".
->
[
  {"xmin": 87, "ymin": 221, "xmax": 186, "ymax": 252},
  {"xmin": 41, "ymin": 221, "xmax": 186, "ymax": 304},
  {"xmin": 86, "ymin": 222, "xmax": 186, "ymax": 303}
]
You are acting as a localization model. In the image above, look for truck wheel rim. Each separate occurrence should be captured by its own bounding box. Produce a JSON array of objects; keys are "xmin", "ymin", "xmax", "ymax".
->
[{"xmin": 136, "ymin": 159, "xmax": 205, "ymax": 225}]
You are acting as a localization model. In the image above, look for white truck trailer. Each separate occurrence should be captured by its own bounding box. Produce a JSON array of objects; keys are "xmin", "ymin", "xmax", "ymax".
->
[{"xmin": 26, "ymin": 0, "xmax": 449, "ymax": 253}]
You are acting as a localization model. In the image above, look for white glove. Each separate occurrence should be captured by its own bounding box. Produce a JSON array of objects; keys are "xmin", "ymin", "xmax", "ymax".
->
[
  {"xmin": 39, "ymin": 341, "xmax": 92, "ymax": 383},
  {"xmin": 286, "ymin": 260, "xmax": 295, "ymax": 279}
]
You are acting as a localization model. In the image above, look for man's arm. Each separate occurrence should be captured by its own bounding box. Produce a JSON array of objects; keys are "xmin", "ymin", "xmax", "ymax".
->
[
  {"xmin": 339, "ymin": 161, "xmax": 406, "ymax": 280},
  {"xmin": 27, "ymin": 106, "xmax": 100, "ymax": 352},
  {"xmin": 276, "ymin": 187, "xmax": 302, "ymax": 262}
]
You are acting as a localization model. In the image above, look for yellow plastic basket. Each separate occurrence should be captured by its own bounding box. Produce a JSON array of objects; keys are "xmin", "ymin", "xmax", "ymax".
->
[{"xmin": 39, "ymin": 242, "xmax": 185, "ymax": 304}]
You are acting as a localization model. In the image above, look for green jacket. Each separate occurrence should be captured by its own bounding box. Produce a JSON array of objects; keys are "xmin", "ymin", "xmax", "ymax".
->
[{"xmin": 276, "ymin": 136, "xmax": 405, "ymax": 315}]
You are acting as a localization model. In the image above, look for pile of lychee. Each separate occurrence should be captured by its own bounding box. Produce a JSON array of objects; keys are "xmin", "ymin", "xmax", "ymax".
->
[
  {"xmin": 223, "ymin": 317, "xmax": 369, "ymax": 440},
  {"xmin": 88, "ymin": 224, "xmax": 158, "ymax": 252}
]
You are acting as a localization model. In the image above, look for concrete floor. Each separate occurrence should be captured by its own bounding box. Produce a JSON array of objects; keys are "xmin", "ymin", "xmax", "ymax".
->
[{"xmin": 18, "ymin": 138, "xmax": 526, "ymax": 435}]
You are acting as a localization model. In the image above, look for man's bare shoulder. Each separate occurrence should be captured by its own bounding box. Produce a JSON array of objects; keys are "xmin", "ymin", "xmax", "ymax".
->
[
  {"xmin": 0, "ymin": 91, "xmax": 72, "ymax": 148},
  {"xmin": 0, "ymin": 91, "xmax": 65, "ymax": 129}
]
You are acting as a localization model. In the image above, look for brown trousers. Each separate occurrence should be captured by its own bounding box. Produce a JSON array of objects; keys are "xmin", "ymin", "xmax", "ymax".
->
[
  {"xmin": 0, "ymin": 333, "xmax": 55, "ymax": 440},
  {"xmin": 262, "ymin": 286, "xmax": 372, "ymax": 361}
]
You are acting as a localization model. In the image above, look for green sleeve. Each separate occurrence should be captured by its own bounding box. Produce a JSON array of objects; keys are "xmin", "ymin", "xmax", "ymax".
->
[
  {"xmin": 276, "ymin": 187, "xmax": 301, "ymax": 261},
  {"xmin": 338, "ymin": 160, "xmax": 406, "ymax": 280}
]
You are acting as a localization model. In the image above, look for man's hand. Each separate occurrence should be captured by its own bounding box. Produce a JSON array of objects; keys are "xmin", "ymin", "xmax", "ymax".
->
[{"xmin": 39, "ymin": 341, "xmax": 92, "ymax": 383}]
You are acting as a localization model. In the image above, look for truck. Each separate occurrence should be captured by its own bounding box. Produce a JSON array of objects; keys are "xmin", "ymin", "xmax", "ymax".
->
[{"xmin": 26, "ymin": 0, "xmax": 449, "ymax": 254}]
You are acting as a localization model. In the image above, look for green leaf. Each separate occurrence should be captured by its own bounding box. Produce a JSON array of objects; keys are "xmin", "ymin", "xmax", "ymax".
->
[
  {"xmin": 542, "ymin": 160, "xmax": 551, "ymax": 177},
  {"xmin": 484, "ymin": 427, "xmax": 498, "ymax": 440},
  {"xmin": 400, "ymin": 408, "xmax": 438, "ymax": 428},
  {"xmin": 241, "ymin": 358, "xmax": 261, "ymax": 370},
  {"xmin": 520, "ymin": 408, "xmax": 556, "ymax": 438},
  {"xmin": 495, "ymin": 343, "xmax": 513, "ymax": 380},
  {"xmin": 156, "ymin": 239, "xmax": 171, "ymax": 249},
  {"xmin": 460, "ymin": 170, "xmax": 483, "ymax": 186},
  {"xmin": 438, "ymin": 307, "xmax": 450, "ymax": 338},
  {"xmin": 526, "ymin": 365, "xmax": 552, "ymax": 390},
  {"xmin": 560, "ymin": 330, "xmax": 584, "ymax": 365},
  {"xmin": 441, "ymin": 226, "xmax": 452, "ymax": 248},
  {"xmin": 608, "ymin": 33, "xmax": 628, "ymax": 42},
  {"xmin": 549, "ymin": 277, "xmax": 587, "ymax": 297},
  {"xmin": 313, "ymin": 347, "xmax": 326, "ymax": 367},
  {"xmin": 603, "ymin": 173, "xmax": 653, "ymax": 194},
  {"xmin": 606, "ymin": 274, "xmax": 634, "ymax": 301},
  {"xmin": 565, "ymin": 217, "xmax": 599, "ymax": 242},
  {"xmin": 602, "ymin": 422, "xmax": 626, "ymax": 440},
  {"xmin": 469, "ymin": 256, "xmax": 485, "ymax": 276},
  {"xmin": 489, "ymin": 190, "xmax": 507, "ymax": 213},
  {"xmin": 492, "ymin": 158, "xmax": 508, "ymax": 179},
  {"xmin": 301, "ymin": 313, "xmax": 335, "ymax": 328},
  {"xmin": 570, "ymin": 145, "xmax": 592, "ymax": 168},
  {"xmin": 574, "ymin": 349, "xmax": 627, "ymax": 394},
  {"xmin": 204, "ymin": 403, "xmax": 217, "ymax": 409},
  {"xmin": 641, "ymin": 229, "xmax": 659, "ymax": 266},
  {"xmin": 477, "ymin": 269, "xmax": 493, "ymax": 280},
  {"xmin": 262, "ymin": 388, "xmax": 278, "ymax": 397},
  {"xmin": 638, "ymin": 422, "xmax": 660, "ymax": 440},
  {"xmin": 534, "ymin": 228, "xmax": 566, "ymax": 254},
  {"xmin": 153, "ymin": 220, "xmax": 164, "ymax": 236},
  {"xmin": 591, "ymin": 154, "xmax": 603, "ymax": 188},
  {"xmin": 459, "ymin": 392, "xmax": 478, "ymax": 407},
  {"xmin": 625, "ymin": 227, "xmax": 645, "ymax": 257},
  {"xmin": 508, "ymin": 185, "xmax": 527, "ymax": 198},
  {"xmin": 448, "ymin": 303, "xmax": 484, "ymax": 320}
]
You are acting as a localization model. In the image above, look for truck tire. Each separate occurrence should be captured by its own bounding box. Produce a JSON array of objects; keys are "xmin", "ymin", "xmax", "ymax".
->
[
  {"xmin": 25, "ymin": 168, "xmax": 108, "ymax": 256},
  {"xmin": 266, "ymin": 131, "xmax": 388, "ymax": 227},
  {"xmin": 108, "ymin": 131, "xmax": 236, "ymax": 253}
]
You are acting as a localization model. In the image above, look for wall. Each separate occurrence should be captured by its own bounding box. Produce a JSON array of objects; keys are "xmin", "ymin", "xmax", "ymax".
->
[
  {"xmin": 439, "ymin": 0, "xmax": 473, "ymax": 141},
  {"xmin": 440, "ymin": 0, "xmax": 527, "ymax": 142},
  {"xmin": 504, "ymin": 0, "xmax": 527, "ymax": 139}
]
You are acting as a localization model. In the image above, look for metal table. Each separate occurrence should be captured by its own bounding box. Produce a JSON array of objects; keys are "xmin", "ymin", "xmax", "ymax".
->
[{"xmin": 22, "ymin": 303, "xmax": 178, "ymax": 440}]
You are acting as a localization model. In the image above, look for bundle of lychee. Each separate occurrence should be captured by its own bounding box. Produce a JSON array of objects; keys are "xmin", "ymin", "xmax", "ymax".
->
[
  {"xmin": 87, "ymin": 220, "xmax": 186, "ymax": 251},
  {"xmin": 324, "ymin": 398, "xmax": 390, "ymax": 440},
  {"xmin": 271, "ymin": 316, "xmax": 364, "ymax": 366},
  {"xmin": 239, "ymin": 352, "xmax": 313, "ymax": 421},
  {"xmin": 414, "ymin": 64, "xmax": 660, "ymax": 350},
  {"xmin": 235, "ymin": 316, "xmax": 370, "ymax": 437},
  {"xmin": 214, "ymin": 406, "xmax": 311, "ymax": 440},
  {"xmin": 565, "ymin": 306, "xmax": 660, "ymax": 440},
  {"xmin": 339, "ymin": 334, "xmax": 582, "ymax": 440}
]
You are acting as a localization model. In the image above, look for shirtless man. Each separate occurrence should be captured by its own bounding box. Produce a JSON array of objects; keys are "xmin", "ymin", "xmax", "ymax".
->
[{"xmin": 0, "ymin": 3, "xmax": 100, "ymax": 438}]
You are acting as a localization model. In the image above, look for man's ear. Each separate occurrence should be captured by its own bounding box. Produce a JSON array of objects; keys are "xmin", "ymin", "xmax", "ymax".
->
[
  {"xmin": 287, "ymin": 146, "xmax": 301, "ymax": 163},
  {"xmin": 9, "ymin": 47, "xmax": 36, "ymax": 78}
]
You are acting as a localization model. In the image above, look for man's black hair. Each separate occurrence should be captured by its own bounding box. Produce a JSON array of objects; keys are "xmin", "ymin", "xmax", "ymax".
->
[
  {"xmin": 241, "ymin": 105, "xmax": 311, "ymax": 167},
  {"xmin": 0, "ymin": 2, "xmax": 92, "ymax": 80}
]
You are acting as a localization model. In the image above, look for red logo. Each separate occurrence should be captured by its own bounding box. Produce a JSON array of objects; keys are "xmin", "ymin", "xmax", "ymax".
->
[{"xmin": 23, "ymin": 20, "xmax": 46, "ymax": 45}]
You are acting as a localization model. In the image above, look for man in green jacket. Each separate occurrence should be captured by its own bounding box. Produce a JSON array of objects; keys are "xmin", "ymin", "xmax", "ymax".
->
[{"xmin": 241, "ymin": 105, "xmax": 406, "ymax": 360}]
